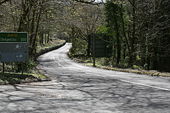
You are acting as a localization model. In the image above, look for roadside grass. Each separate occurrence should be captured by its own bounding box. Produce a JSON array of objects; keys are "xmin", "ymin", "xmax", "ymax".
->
[
  {"xmin": 0, "ymin": 72, "xmax": 49, "ymax": 85},
  {"xmin": 71, "ymin": 57, "xmax": 170, "ymax": 77},
  {"xmin": 0, "ymin": 39, "xmax": 65, "ymax": 85}
]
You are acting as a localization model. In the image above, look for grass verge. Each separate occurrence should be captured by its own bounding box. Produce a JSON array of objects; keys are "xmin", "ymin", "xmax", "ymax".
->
[
  {"xmin": 0, "ymin": 72, "xmax": 49, "ymax": 85},
  {"xmin": 71, "ymin": 57, "xmax": 170, "ymax": 78}
]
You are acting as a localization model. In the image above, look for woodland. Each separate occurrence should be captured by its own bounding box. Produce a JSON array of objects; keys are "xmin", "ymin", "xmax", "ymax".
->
[{"xmin": 0, "ymin": 0, "xmax": 170, "ymax": 72}]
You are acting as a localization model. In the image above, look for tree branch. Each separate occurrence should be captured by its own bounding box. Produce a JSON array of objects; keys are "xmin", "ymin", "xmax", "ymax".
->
[{"xmin": 0, "ymin": 0, "xmax": 10, "ymax": 5}]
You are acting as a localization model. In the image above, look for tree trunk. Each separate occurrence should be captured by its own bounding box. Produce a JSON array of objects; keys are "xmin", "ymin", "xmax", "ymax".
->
[{"xmin": 128, "ymin": 0, "xmax": 136, "ymax": 67}]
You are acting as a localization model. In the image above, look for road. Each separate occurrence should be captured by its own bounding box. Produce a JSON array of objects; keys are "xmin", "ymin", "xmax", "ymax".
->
[{"xmin": 1, "ymin": 43, "xmax": 170, "ymax": 113}]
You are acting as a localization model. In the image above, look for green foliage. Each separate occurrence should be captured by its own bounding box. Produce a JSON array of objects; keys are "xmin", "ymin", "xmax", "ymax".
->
[
  {"xmin": 132, "ymin": 65, "xmax": 142, "ymax": 70},
  {"xmin": 70, "ymin": 37, "xmax": 87, "ymax": 56},
  {"xmin": 25, "ymin": 59, "xmax": 37, "ymax": 71},
  {"xmin": 96, "ymin": 26, "xmax": 109, "ymax": 34},
  {"xmin": 105, "ymin": 1, "xmax": 122, "ymax": 28},
  {"xmin": 100, "ymin": 58, "xmax": 111, "ymax": 66}
]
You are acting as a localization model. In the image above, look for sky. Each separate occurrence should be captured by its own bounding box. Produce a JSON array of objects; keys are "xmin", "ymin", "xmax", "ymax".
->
[{"xmin": 95, "ymin": 0, "xmax": 106, "ymax": 3}]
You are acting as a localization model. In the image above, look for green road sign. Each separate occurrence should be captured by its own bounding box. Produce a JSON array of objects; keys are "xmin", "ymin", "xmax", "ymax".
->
[
  {"xmin": 0, "ymin": 32, "xmax": 28, "ymax": 62},
  {"xmin": 0, "ymin": 32, "xmax": 27, "ymax": 42}
]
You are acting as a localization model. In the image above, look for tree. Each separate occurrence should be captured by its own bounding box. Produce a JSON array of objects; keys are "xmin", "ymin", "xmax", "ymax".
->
[{"xmin": 105, "ymin": 1, "xmax": 122, "ymax": 66}]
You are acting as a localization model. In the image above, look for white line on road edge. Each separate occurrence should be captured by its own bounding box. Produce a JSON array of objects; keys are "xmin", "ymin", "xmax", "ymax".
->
[{"xmin": 119, "ymin": 79, "xmax": 170, "ymax": 91}]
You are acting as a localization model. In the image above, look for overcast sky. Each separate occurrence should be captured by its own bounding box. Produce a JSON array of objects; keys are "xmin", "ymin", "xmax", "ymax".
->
[{"xmin": 95, "ymin": 0, "xmax": 106, "ymax": 3}]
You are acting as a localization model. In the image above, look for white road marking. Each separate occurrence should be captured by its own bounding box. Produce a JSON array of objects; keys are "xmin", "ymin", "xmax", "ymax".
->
[{"xmin": 119, "ymin": 79, "xmax": 170, "ymax": 91}]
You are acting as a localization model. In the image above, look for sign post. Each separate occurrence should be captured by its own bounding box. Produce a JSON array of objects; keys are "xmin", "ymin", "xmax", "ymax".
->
[
  {"xmin": 92, "ymin": 34, "xmax": 96, "ymax": 67},
  {"xmin": 2, "ymin": 63, "xmax": 4, "ymax": 73}
]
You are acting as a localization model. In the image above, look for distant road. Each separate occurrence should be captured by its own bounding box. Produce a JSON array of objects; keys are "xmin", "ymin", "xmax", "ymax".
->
[{"xmin": 1, "ymin": 43, "xmax": 170, "ymax": 113}]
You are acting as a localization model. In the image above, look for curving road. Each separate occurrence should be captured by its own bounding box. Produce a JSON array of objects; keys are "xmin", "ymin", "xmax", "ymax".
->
[{"xmin": 1, "ymin": 43, "xmax": 170, "ymax": 113}]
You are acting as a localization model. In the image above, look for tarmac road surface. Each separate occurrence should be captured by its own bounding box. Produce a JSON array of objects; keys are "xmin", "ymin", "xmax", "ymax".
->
[{"xmin": 1, "ymin": 43, "xmax": 170, "ymax": 113}]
